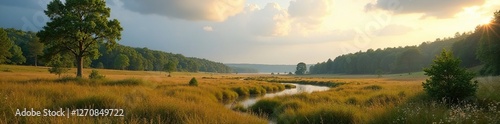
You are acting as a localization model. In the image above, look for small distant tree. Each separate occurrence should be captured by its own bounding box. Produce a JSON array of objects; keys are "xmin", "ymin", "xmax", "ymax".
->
[
  {"xmin": 295, "ymin": 62, "xmax": 307, "ymax": 75},
  {"xmin": 89, "ymin": 70, "xmax": 105, "ymax": 79},
  {"xmin": 163, "ymin": 60, "xmax": 177, "ymax": 77},
  {"xmin": 114, "ymin": 54, "xmax": 129, "ymax": 70},
  {"xmin": 0, "ymin": 28, "xmax": 13, "ymax": 64},
  {"xmin": 189, "ymin": 77, "xmax": 198, "ymax": 86},
  {"xmin": 422, "ymin": 49, "xmax": 478, "ymax": 103}
]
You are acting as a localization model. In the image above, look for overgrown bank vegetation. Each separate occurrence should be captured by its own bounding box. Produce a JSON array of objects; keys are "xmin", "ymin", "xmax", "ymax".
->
[{"xmin": 248, "ymin": 76, "xmax": 500, "ymax": 124}]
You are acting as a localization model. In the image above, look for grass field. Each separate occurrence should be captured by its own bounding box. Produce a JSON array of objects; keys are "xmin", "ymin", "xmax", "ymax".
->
[{"xmin": 1, "ymin": 65, "xmax": 499, "ymax": 124}]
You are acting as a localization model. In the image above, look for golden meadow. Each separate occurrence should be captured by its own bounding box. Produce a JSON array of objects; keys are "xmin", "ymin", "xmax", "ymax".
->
[{"xmin": 1, "ymin": 65, "xmax": 499, "ymax": 124}]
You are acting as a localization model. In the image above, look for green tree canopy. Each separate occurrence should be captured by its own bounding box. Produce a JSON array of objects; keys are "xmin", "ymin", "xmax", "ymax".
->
[
  {"xmin": 295, "ymin": 62, "xmax": 307, "ymax": 75},
  {"xmin": 37, "ymin": 0, "xmax": 122, "ymax": 78},
  {"xmin": 8, "ymin": 45, "xmax": 26, "ymax": 64},
  {"xmin": 422, "ymin": 49, "xmax": 478, "ymax": 103},
  {"xmin": 47, "ymin": 54, "xmax": 72, "ymax": 77},
  {"xmin": 114, "ymin": 54, "xmax": 129, "ymax": 70},
  {"xmin": 163, "ymin": 60, "xmax": 178, "ymax": 76},
  {"xmin": 27, "ymin": 37, "xmax": 44, "ymax": 66},
  {"xmin": 0, "ymin": 28, "xmax": 12, "ymax": 64}
]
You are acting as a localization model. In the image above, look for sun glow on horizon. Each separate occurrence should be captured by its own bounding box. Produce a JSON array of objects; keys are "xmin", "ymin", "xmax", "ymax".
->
[{"xmin": 480, "ymin": 18, "xmax": 492, "ymax": 25}]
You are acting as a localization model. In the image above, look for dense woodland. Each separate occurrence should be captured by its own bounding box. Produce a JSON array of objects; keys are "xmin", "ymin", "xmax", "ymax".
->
[
  {"xmin": 0, "ymin": 28, "xmax": 232, "ymax": 73},
  {"xmin": 310, "ymin": 15, "xmax": 500, "ymax": 76}
]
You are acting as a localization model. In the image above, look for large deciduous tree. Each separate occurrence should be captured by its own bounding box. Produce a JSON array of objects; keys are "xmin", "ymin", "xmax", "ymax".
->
[
  {"xmin": 37, "ymin": 0, "xmax": 122, "ymax": 78},
  {"xmin": 0, "ymin": 28, "xmax": 13, "ymax": 64},
  {"xmin": 295, "ymin": 62, "xmax": 307, "ymax": 75}
]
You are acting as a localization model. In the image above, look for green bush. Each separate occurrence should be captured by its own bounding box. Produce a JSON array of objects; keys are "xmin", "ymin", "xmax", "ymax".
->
[
  {"xmin": 284, "ymin": 84, "xmax": 296, "ymax": 89},
  {"xmin": 189, "ymin": 77, "xmax": 198, "ymax": 86},
  {"xmin": 89, "ymin": 70, "xmax": 105, "ymax": 79},
  {"xmin": 422, "ymin": 50, "xmax": 478, "ymax": 103}
]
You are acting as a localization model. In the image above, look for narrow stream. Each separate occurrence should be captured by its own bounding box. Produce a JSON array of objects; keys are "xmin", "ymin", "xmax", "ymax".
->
[{"xmin": 226, "ymin": 83, "xmax": 331, "ymax": 108}]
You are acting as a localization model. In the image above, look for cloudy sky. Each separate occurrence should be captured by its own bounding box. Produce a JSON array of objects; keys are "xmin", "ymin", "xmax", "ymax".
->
[{"xmin": 1, "ymin": 0, "xmax": 499, "ymax": 64}]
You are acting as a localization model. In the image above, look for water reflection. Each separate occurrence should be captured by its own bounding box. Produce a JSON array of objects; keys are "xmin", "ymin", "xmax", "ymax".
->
[{"xmin": 227, "ymin": 83, "xmax": 330, "ymax": 108}]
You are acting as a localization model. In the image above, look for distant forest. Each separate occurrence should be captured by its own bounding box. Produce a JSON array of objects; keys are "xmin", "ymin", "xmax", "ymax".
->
[
  {"xmin": 310, "ymin": 23, "xmax": 493, "ymax": 75},
  {"xmin": 0, "ymin": 28, "xmax": 232, "ymax": 73}
]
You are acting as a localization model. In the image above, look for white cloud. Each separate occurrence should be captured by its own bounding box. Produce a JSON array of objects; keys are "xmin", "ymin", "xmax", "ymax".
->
[
  {"xmin": 203, "ymin": 26, "xmax": 214, "ymax": 32},
  {"xmin": 365, "ymin": 0, "xmax": 485, "ymax": 18},
  {"xmin": 247, "ymin": 3, "xmax": 291, "ymax": 37},
  {"xmin": 121, "ymin": 0, "xmax": 245, "ymax": 22},
  {"xmin": 288, "ymin": 0, "xmax": 333, "ymax": 31}
]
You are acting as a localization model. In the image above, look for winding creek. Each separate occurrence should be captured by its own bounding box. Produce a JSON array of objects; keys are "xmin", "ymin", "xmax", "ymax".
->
[{"xmin": 226, "ymin": 83, "xmax": 331, "ymax": 108}]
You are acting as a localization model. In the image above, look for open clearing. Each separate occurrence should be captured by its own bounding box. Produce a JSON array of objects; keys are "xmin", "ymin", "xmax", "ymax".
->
[{"xmin": 1, "ymin": 65, "xmax": 499, "ymax": 123}]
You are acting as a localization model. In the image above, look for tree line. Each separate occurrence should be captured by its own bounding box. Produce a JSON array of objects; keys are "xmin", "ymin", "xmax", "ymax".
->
[
  {"xmin": 0, "ymin": 28, "xmax": 232, "ymax": 73},
  {"xmin": 309, "ymin": 10, "xmax": 500, "ymax": 76}
]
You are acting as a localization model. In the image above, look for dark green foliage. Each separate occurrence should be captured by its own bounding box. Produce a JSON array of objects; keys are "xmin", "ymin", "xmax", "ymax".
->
[
  {"xmin": 295, "ymin": 62, "xmax": 307, "ymax": 75},
  {"xmin": 422, "ymin": 50, "xmax": 478, "ymax": 103},
  {"xmin": 114, "ymin": 54, "xmax": 129, "ymax": 70},
  {"xmin": 89, "ymin": 70, "xmax": 105, "ymax": 79},
  {"xmin": 96, "ymin": 62, "xmax": 104, "ymax": 69},
  {"xmin": 2, "ymin": 28, "xmax": 232, "ymax": 73},
  {"xmin": 163, "ymin": 60, "xmax": 178, "ymax": 76},
  {"xmin": 0, "ymin": 28, "xmax": 12, "ymax": 64},
  {"xmin": 26, "ymin": 37, "xmax": 44, "ymax": 66},
  {"xmin": 8, "ymin": 45, "xmax": 26, "ymax": 64},
  {"xmin": 38, "ymin": 0, "xmax": 123, "ymax": 77},
  {"xmin": 47, "ymin": 55, "xmax": 72, "ymax": 78},
  {"xmin": 95, "ymin": 44, "xmax": 232, "ymax": 73},
  {"xmin": 189, "ymin": 77, "xmax": 198, "ymax": 86},
  {"xmin": 310, "ymin": 36, "xmax": 464, "ymax": 74},
  {"xmin": 452, "ymin": 31, "xmax": 481, "ymax": 68},
  {"xmin": 477, "ymin": 10, "xmax": 500, "ymax": 75}
]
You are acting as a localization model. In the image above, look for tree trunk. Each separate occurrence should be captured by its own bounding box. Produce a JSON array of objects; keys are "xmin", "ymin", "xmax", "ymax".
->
[{"xmin": 76, "ymin": 56, "xmax": 83, "ymax": 78}]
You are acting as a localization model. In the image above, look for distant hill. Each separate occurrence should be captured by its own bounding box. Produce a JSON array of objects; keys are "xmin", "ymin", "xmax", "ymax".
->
[
  {"xmin": 2, "ymin": 28, "xmax": 232, "ymax": 73},
  {"xmin": 226, "ymin": 64, "xmax": 307, "ymax": 73}
]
